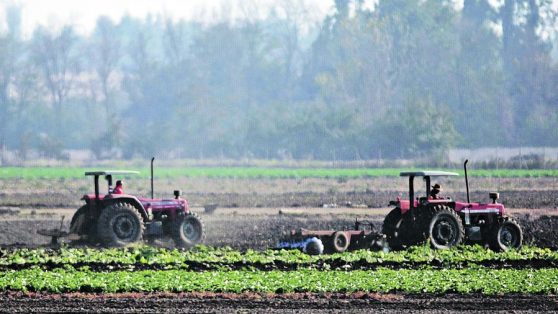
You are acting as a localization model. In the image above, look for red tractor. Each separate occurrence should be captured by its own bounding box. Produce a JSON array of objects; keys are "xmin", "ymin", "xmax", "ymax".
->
[
  {"xmin": 280, "ymin": 160, "xmax": 522, "ymax": 254},
  {"xmin": 67, "ymin": 160, "xmax": 204, "ymax": 248},
  {"xmin": 383, "ymin": 160, "xmax": 522, "ymax": 251}
]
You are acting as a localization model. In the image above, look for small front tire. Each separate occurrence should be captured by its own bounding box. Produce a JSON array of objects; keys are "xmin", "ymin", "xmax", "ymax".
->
[
  {"xmin": 488, "ymin": 217, "xmax": 522, "ymax": 251},
  {"xmin": 172, "ymin": 212, "xmax": 205, "ymax": 248}
]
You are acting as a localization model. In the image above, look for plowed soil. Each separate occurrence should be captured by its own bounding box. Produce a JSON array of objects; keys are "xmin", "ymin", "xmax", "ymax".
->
[
  {"xmin": 3, "ymin": 208, "xmax": 558, "ymax": 250},
  {"xmin": 1, "ymin": 190, "xmax": 556, "ymax": 210},
  {"xmin": 1, "ymin": 177, "xmax": 556, "ymax": 209},
  {"xmin": 1, "ymin": 292, "xmax": 556, "ymax": 313}
]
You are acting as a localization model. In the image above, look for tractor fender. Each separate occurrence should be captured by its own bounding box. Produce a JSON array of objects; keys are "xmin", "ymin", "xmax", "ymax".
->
[{"xmin": 100, "ymin": 195, "xmax": 149, "ymax": 221}]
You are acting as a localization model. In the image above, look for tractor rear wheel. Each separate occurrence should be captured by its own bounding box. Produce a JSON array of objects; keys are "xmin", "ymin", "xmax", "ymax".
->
[
  {"xmin": 97, "ymin": 203, "xmax": 144, "ymax": 247},
  {"xmin": 425, "ymin": 205, "xmax": 465, "ymax": 249},
  {"xmin": 172, "ymin": 212, "xmax": 205, "ymax": 249},
  {"xmin": 488, "ymin": 217, "xmax": 522, "ymax": 251},
  {"xmin": 331, "ymin": 231, "xmax": 350, "ymax": 253},
  {"xmin": 382, "ymin": 208, "xmax": 405, "ymax": 250},
  {"xmin": 69, "ymin": 206, "xmax": 97, "ymax": 244}
]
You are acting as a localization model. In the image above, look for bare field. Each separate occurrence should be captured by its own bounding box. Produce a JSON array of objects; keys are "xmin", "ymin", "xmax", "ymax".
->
[
  {"xmin": 1, "ymin": 206, "xmax": 557, "ymax": 250},
  {"xmin": 0, "ymin": 177, "xmax": 557, "ymax": 209},
  {"xmin": 2, "ymin": 176, "xmax": 558, "ymax": 195},
  {"xmin": 0, "ymin": 176, "xmax": 557, "ymax": 248},
  {"xmin": 1, "ymin": 292, "xmax": 556, "ymax": 313}
]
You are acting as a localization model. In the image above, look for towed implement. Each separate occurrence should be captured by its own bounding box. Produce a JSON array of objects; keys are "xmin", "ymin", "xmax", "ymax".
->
[
  {"xmin": 38, "ymin": 159, "xmax": 204, "ymax": 248},
  {"xmin": 280, "ymin": 222, "xmax": 386, "ymax": 254},
  {"xmin": 281, "ymin": 160, "xmax": 522, "ymax": 254}
]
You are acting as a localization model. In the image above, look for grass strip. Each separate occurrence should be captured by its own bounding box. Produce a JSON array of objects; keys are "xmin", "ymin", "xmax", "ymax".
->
[
  {"xmin": 0, "ymin": 167, "xmax": 557, "ymax": 179},
  {"xmin": 0, "ymin": 267, "xmax": 557, "ymax": 294}
]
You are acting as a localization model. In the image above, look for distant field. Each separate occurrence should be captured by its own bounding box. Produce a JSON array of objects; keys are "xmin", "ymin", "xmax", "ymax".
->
[{"xmin": 0, "ymin": 167, "xmax": 557, "ymax": 179}]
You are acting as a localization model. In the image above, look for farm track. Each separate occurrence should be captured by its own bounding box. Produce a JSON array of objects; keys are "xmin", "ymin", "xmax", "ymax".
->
[{"xmin": 0, "ymin": 292, "xmax": 556, "ymax": 313}]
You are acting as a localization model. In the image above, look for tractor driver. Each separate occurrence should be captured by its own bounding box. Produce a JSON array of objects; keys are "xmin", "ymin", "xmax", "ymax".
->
[
  {"xmin": 429, "ymin": 183, "xmax": 443, "ymax": 200},
  {"xmin": 113, "ymin": 180, "xmax": 124, "ymax": 194}
]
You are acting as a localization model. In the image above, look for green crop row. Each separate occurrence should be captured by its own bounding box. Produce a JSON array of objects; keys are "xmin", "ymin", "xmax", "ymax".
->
[
  {"xmin": 0, "ymin": 166, "xmax": 556, "ymax": 179},
  {"xmin": 1, "ymin": 267, "xmax": 556, "ymax": 294},
  {"xmin": 1, "ymin": 245, "xmax": 557, "ymax": 268}
]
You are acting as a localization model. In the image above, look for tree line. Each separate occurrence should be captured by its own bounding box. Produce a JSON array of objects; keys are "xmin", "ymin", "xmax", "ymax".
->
[{"xmin": 0, "ymin": 0, "xmax": 557, "ymax": 162}]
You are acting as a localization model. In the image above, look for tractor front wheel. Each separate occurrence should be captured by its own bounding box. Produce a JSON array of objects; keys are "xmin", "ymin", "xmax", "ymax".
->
[
  {"xmin": 488, "ymin": 217, "xmax": 522, "ymax": 251},
  {"xmin": 172, "ymin": 212, "xmax": 205, "ymax": 249},
  {"xmin": 426, "ymin": 205, "xmax": 465, "ymax": 249},
  {"xmin": 97, "ymin": 203, "xmax": 144, "ymax": 247}
]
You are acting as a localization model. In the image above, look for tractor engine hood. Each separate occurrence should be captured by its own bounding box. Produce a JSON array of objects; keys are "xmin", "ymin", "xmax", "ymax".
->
[
  {"xmin": 139, "ymin": 197, "xmax": 189, "ymax": 212},
  {"xmin": 454, "ymin": 202, "xmax": 505, "ymax": 215}
]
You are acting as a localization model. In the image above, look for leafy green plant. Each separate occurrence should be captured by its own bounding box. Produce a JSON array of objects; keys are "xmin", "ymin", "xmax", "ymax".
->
[
  {"xmin": 1, "ymin": 245, "xmax": 557, "ymax": 270},
  {"xmin": 0, "ymin": 267, "xmax": 556, "ymax": 294}
]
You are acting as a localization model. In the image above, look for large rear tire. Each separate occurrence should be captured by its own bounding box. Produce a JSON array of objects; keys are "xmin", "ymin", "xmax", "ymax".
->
[
  {"xmin": 97, "ymin": 203, "xmax": 144, "ymax": 247},
  {"xmin": 382, "ymin": 208, "xmax": 405, "ymax": 250},
  {"xmin": 172, "ymin": 212, "xmax": 205, "ymax": 249},
  {"xmin": 488, "ymin": 217, "xmax": 522, "ymax": 251},
  {"xmin": 425, "ymin": 205, "xmax": 465, "ymax": 249}
]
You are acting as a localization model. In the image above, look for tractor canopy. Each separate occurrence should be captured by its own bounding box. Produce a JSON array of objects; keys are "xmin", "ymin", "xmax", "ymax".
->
[
  {"xmin": 85, "ymin": 170, "xmax": 140, "ymax": 199},
  {"xmin": 84, "ymin": 170, "xmax": 140, "ymax": 176},
  {"xmin": 397, "ymin": 171, "xmax": 459, "ymax": 212},
  {"xmin": 399, "ymin": 171, "xmax": 459, "ymax": 177}
]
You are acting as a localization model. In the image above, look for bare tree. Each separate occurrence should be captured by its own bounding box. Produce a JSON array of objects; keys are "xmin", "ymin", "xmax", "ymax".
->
[
  {"xmin": 129, "ymin": 29, "xmax": 152, "ymax": 81},
  {"xmin": 0, "ymin": 37, "xmax": 16, "ymax": 163},
  {"xmin": 31, "ymin": 26, "xmax": 79, "ymax": 135},
  {"xmin": 12, "ymin": 62, "xmax": 41, "ymax": 160},
  {"xmin": 89, "ymin": 16, "xmax": 122, "ymax": 118},
  {"xmin": 274, "ymin": 0, "xmax": 321, "ymax": 101},
  {"xmin": 163, "ymin": 18, "xmax": 194, "ymax": 66},
  {"xmin": 0, "ymin": 5, "xmax": 23, "ymax": 163}
]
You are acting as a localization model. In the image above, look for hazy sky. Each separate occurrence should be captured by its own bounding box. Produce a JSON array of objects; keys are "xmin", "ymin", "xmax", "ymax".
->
[
  {"xmin": 3, "ymin": 0, "xmax": 557, "ymax": 39},
  {"xmin": 0, "ymin": 0, "xmax": 334, "ymax": 36}
]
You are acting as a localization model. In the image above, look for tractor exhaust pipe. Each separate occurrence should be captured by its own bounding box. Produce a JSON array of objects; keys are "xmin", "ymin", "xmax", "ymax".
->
[
  {"xmin": 464, "ymin": 159, "xmax": 470, "ymax": 203},
  {"xmin": 151, "ymin": 157, "xmax": 155, "ymax": 199}
]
